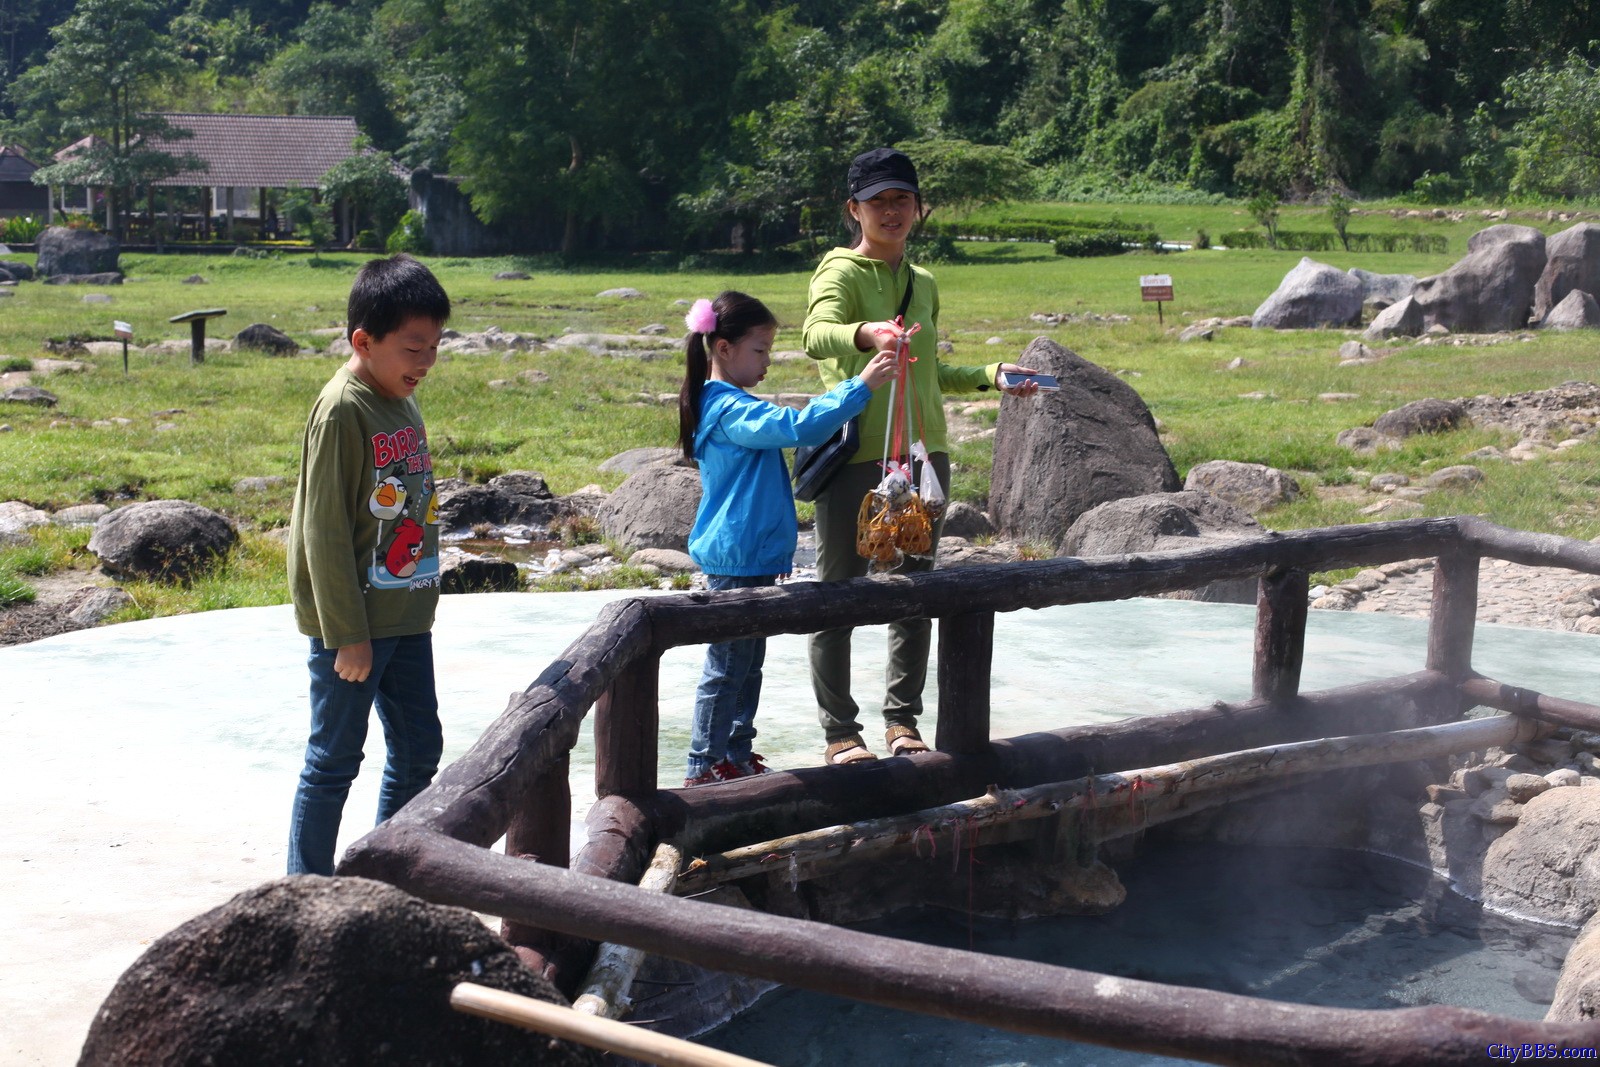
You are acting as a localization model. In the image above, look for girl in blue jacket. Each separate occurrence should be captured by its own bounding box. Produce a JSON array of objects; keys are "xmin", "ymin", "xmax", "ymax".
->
[{"xmin": 677, "ymin": 290, "xmax": 895, "ymax": 786}]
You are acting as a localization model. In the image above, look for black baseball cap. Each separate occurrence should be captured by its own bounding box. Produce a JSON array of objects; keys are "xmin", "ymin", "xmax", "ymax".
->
[{"xmin": 848, "ymin": 147, "xmax": 919, "ymax": 201}]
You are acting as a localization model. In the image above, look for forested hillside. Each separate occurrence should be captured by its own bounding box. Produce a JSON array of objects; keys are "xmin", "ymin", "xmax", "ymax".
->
[{"xmin": 4, "ymin": 0, "xmax": 1599, "ymax": 250}]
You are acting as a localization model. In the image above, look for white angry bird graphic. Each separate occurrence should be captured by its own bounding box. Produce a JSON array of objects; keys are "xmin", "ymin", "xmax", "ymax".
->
[{"xmin": 369, "ymin": 476, "xmax": 408, "ymax": 520}]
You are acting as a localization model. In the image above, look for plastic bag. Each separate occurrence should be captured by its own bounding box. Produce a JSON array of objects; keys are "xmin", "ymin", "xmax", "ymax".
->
[{"xmin": 911, "ymin": 441, "xmax": 945, "ymax": 519}]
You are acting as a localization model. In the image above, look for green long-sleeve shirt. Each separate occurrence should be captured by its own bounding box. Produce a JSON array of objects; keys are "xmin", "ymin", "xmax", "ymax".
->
[
  {"xmin": 803, "ymin": 247, "xmax": 1000, "ymax": 462},
  {"xmin": 288, "ymin": 367, "xmax": 440, "ymax": 647}
]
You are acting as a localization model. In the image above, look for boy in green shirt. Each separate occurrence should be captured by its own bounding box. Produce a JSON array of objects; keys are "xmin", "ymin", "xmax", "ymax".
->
[{"xmin": 286, "ymin": 254, "xmax": 452, "ymax": 876}]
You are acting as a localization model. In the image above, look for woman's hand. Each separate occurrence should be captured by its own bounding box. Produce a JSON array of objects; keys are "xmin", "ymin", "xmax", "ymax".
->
[
  {"xmin": 855, "ymin": 320, "xmax": 906, "ymax": 352},
  {"xmin": 997, "ymin": 363, "xmax": 1042, "ymax": 397},
  {"xmin": 859, "ymin": 350, "xmax": 898, "ymax": 390}
]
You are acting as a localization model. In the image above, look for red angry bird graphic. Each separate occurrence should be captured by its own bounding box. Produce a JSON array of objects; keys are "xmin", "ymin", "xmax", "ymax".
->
[{"xmin": 384, "ymin": 518, "xmax": 426, "ymax": 578}]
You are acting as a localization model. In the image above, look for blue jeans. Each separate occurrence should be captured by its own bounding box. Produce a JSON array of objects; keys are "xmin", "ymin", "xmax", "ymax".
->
[
  {"xmin": 688, "ymin": 574, "xmax": 776, "ymax": 777},
  {"xmin": 287, "ymin": 632, "xmax": 442, "ymax": 875}
]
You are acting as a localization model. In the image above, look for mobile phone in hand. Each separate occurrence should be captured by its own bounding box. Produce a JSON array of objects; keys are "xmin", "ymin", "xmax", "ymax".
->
[{"xmin": 1000, "ymin": 371, "xmax": 1060, "ymax": 392}]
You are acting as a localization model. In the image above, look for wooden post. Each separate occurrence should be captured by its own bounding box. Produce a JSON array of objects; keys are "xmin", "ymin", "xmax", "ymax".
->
[
  {"xmin": 1252, "ymin": 567, "xmax": 1308, "ymax": 705},
  {"xmin": 595, "ymin": 653, "xmax": 660, "ymax": 797},
  {"xmin": 936, "ymin": 612, "xmax": 993, "ymax": 754},
  {"xmin": 1427, "ymin": 547, "xmax": 1479, "ymax": 681},
  {"xmin": 501, "ymin": 755, "xmax": 573, "ymax": 968}
]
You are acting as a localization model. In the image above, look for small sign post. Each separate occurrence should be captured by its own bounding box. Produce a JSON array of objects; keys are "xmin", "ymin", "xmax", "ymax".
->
[
  {"xmin": 113, "ymin": 320, "xmax": 133, "ymax": 375},
  {"xmin": 1140, "ymin": 274, "xmax": 1174, "ymax": 324}
]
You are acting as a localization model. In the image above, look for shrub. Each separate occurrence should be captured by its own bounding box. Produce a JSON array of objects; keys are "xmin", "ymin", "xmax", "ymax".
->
[
  {"xmin": 386, "ymin": 210, "xmax": 428, "ymax": 254},
  {"xmin": 923, "ymin": 217, "xmax": 1159, "ymax": 244},
  {"xmin": 3, "ymin": 214, "xmax": 44, "ymax": 242},
  {"xmin": 0, "ymin": 356, "xmax": 32, "ymax": 372},
  {"xmin": 353, "ymin": 229, "xmax": 380, "ymax": 250},
  {"xmin": 1194, "ymin": 228, "xmax": 1211, "ymax": 250},
  {"xmin": 1405, "ymin": 171, "xmax": 1471, "ymax": 205},
  {"xmin": 0, "ymin": 573, "xmax": 34, "ymax": 607},
  {"xmin": 1054, "ymin": 231, "xmax": 1141, "ymax": 257},
  {"xmin": 1219, "ymin": 230, "xmax": 1448, "ymax": 254}
]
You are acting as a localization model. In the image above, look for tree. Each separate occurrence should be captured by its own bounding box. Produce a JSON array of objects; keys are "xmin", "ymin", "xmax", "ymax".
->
[
  {"xmin": 1247, "ymin": 191, "xmax": 1281, "ymax": 248},
  {"xmin": 12, "ymin": 0, "xmax": 197, "ymax": 237},
  {"xmin": 281, "ymin": 186, "xmax": 333, "ymax": 259},
  {"xmin": 1502, "ymin": 52, "xmax": 1600, "ymax": 201},
  {"xmin": 263, "ymin": 1, "xmax": 403, "ymax": 151},
  {"xmin": 896, "ymin": 136, "xmax": 1036, "ymax": 221},
  {"xmin": 1328, "ymin": 191, "xmax": 1351, "ymax": 250},
  {"xmin": 320, "ymin": 140, "xmax": 408, "ymax": 239}
]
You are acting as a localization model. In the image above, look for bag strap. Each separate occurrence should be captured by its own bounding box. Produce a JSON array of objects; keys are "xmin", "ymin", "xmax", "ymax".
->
[{"xmin": 895, "ymin": 265, "xmax": 914, "ymax": 322}]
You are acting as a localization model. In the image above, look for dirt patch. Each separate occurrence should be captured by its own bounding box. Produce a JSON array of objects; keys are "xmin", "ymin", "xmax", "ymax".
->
[{"xmin": 0, "ymin": 569, "xmax": 115, "ymax": 646}]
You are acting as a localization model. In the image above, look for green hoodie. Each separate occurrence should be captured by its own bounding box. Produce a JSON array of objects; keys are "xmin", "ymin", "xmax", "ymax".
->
[{"xmin": 803, "ymin": 247, "xmax": 1000, "ymax": 464}]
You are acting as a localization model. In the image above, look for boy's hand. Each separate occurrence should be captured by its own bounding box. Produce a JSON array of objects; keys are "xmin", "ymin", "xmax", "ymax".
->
[
  {"xmin": 334, "ymin": 640, "xmax": 373, "ymax": 683},
  {"xmin": 859, "ymin": 350, "xmax": 898, "ymax": 390}
]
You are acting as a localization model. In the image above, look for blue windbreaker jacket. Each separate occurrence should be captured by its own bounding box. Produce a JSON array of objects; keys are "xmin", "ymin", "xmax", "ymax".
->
[{"xmin": 688, "ymin": 377, "xmax": 872, "ymax": 576}]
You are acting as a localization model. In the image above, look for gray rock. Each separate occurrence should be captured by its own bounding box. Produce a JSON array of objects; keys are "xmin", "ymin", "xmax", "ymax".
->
[
  {"xmin": 1539, "ymin": 289, "xmax": 1600, "ymax": 331},
  {"xmin": 1372, "ymin": 398, "xmax": 1466, "ymax": 438},
  {"xmin": 1251, "ymin": 257, "xmax": 1364, "ymax": 329},
  {"xmin": 78, "ymin": 876, "xmax": 598, "ymax": 1067},
  {"xmin": 1060, "ymin": 490, "xmax": 1263, "ymax": 603},
  {"xmin": 940, "ymin": 501, "xmax": 994, "ymax": 540},
  {"xmin": 493, "ymin": 270, "xmax": 531, "ymax": 280},
  {"xmin": 233, "ymin": 475, "xmax": 286, "ymax": 493},
  {"xmin": 66, "ymin": 587, "xmax": 133, "ymax": 626},
  {"xmin": 1482, "ymin": 787, "xmax": 1600, "ymax": 925},
  {"xmin": 1425, "ymin": 464, "xmax": 1484, "ymax": 490},
  {"xmin": 638, "ymin": 323, "xmax": 668, "ymax": 335},
  {"xmin": 1369, "ymin": 473, "xmax": 1410, "ymax": 490},
  {"xmin": 1549, "ymin": 909, "xmax": 1600, "ymax": 1022},
  {"xmin": 436, "ymin": 471, "xmax": 564, "ymax": 530},
  {"xmin": 1176, "ymin": 324, "xmax": 1213, "ymax": 342},
  {"xmin": 233, "ymin": 323, "xmax": 299, "ymax": 355},
  {"xmin": 0, "ymin": 500, "xmax": 50, "ymax": 545},
  {"xmin": 597, "ymin": 446, "xmax": 683, "ymax": 475},
  {"xmin": 88, "ymin": 500, "xmax": 238, "ymax": 582},
  {"xmin": 990, "ymin": 337, "xmax": 1179, "ymax": 546},
  {"xmin": 82, "ymin": 292, "xmax": 113, "ymax": 303},
  {"xmin": 1335, "ymin": 426, "xmax": 1400, "ymax": 455},
  {"xmin": 1182, "ymin": 460, "xmax": 1300, "ymax": 513},
  {"xmin": 597, "ymin": 287, "xmax": 643, "ymax": 299},
  {"xmin": 43, "ymin": 271, "xmax": 123, "ymax": 285},
  {"xmin": 600, "ymin": 465, "xmax": 700, "ymax": 551},
  {"xmin": 934, "ymin": 537, "xmax": 1020, "ymax": 569},
  {"xmin": 52, "ymin": 503, "xmax": 110, "ymax": 525},
  {"xmin": 2, "ymin": 385, "xmax": 57, "ymax": 406},
  {"xmin": 440, "ymin": 553, "xmax": 523, "ymax": 593},
  {"xmin": 1506, "ymin": 772, "xmax": 1554, "ymax": 803},
  {"xmin": 1347, "ymin": 267, "xmax": 1417, "ymax": 307},
  {"xmin": 0, "ymin": 259, "xmax": 33, "ymax": 280},
  {"xmin": 629, "ymin": 547, "xmax": 696, "ymax": 572},
  {"xmin": 1411, "ymin": 225, "xmax": 1546, "ymax": 333},
  {"xmin": 1533, "ymin": 223, "xmax": 1600, "ymax": 322},
  {"xmin": 1548, "ymin": 768, "xmax": 1583, "ymax": 788},
  {"xmin": 1363, "ymin": 295, "xmax": 1425, "ymax": 340},
  {"xmin": 1336, "ymin": 340, "xmax": 1375, "ymax": 361},
  {"xmin": 181, "ymin": 274, "xmax": 207, "ymax": 284},
  {"xmin": 35, "ymin": 226, "xmax": 120, "ymax": 277}
]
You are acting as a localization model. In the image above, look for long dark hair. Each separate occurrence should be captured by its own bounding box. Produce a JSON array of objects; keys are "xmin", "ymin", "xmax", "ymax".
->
[{"xmin": 677, "ymin": 290, "xmax": 778, "ymax": 460}]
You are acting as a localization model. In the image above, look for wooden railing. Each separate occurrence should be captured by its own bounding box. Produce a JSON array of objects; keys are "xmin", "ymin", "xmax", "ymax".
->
[{"xmin": 340, "ymin": 515, "xmax": 1600, "ymax": 1065}]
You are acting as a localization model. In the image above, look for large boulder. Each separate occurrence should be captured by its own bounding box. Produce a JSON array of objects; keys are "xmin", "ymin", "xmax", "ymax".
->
[
  {"xmin": 1549, "ymin": 910, "xmax": 1600, "ymax": 1022},
  {"xmin": 1411, "ymin": 224, "xmax": 1546, "ymax": 333},
  {"xmin": 1182, "ymin": 460, "xmax": 1300, "ymax": 513},
  {"xmin": 1059, "ymin": 490, "xmax": 1264, "ymax": 603},
  {"xmin": 1347, "ymin": 267, "xmax": 1417, "ymax": 310},
  {"xmin": 1541, "ymin": 289, "xmax": 1600, "ymax": 331},
  {"xmin": 1250, "ymin": 257, "xmax": 1364, "ymax": 329},
  {"xmin": 88, "ymin": 500, "xmax": 238, "ymax": 581},
  {"xmin": 1363, "ymin": 295, "xmax": 1425, "ymax": 340},
  {"xmin": 78, "ymin": 876, "xmax": 600, "ymax": 1067},
  {"xmin": 1481, "ymin": 786, "xmax": 1600, "ymax": 926},
  {"xmin": 35, "ymin": 225, "xmax": 120, "ymax": 277},
  {"xmin": 0, "ymin": 259, "xmax": 34, "ymax": 281},
  {"xmin": 233, "ymin": 323, "xmax": 300, "ymax": 355},
  {"xmin": 1371, "ymin": 397, "xmax": 1467, "ymax": 438},
  {"xmin": 1533, "ymin": 223, "xmax": 1600, "ymax": 322},
  {"xmin": 990, "ymin": 337, "xmax": 1178, "ymax": 545},
  {"xmin": 435, "ymin": 471, "xmax": 564, "ymax": 531},
  {"xmin": 599, "ymin": 463, "xmax": 701, "ymax": 551}
]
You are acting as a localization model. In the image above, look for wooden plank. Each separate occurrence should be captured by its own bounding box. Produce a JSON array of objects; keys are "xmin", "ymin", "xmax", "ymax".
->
[
  {"xmin": 595, "ymin": 653, "xmax": 662, "ymax": 798},
  {"xmin": 936, "ymin": 612, "xmax": 993, "ymax": 754},
  {"xmin": 452, "ymin": 982, "xmax": 770, "ymax": 1067},
  {"xmin": 501, "ymin": 757, "xmax": 574, "ymax": 970},
  {"xmin": 1252, "ymin": 568, "xmax": 1308, "ymax": 704},
  {"xmin": 1462, "ymin": 675, "xmax": 1600, "ymax": 733},
  {"xmin": 673, "ymin": 714, "xmax": 1537, "ymax": 891},
  {"xmin": 1427, "ymin": 546, "xmax": 1479, "ymax": 681}
]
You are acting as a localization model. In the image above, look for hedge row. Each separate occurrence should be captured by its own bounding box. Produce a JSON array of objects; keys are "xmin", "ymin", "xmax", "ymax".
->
[
  {"xmin": 1219, "ymin": 230, "xmax": 1449, "ymax": 254},
  {"xmin": 1052, "ymin": 231, "xmax": 1163, "ymax": 257},
  {"xmin": 922, "ymin": 218, "xmax": 1158, "ymax": 243}
]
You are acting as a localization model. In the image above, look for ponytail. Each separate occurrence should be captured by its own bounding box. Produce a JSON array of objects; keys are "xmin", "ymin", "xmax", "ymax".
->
[{"xmin": 677, "ymin": 290, "xmax": 777, "ymax": 460}]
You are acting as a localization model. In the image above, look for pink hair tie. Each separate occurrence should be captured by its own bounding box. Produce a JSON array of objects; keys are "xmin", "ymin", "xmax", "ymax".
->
[{"xmin": 684, "ymin": 299, "xmax": 717, "ymax": 336}]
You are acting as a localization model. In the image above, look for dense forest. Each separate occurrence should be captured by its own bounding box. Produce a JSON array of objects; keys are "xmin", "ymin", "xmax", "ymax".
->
[{"xmin": 4, "ymin": 0, "xmax": 1600, "ymax": 250}]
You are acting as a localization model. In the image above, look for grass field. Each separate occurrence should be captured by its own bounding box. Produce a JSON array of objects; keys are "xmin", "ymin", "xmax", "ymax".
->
[{"xmin": 2, "ymin": 199, "xmax": 1598, "ymax": 618}]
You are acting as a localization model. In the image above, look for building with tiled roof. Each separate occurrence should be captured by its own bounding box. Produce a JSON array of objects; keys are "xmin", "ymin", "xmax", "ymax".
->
[{"xmin": 0, "ymin": 145, "xmax": 48, "ymax": 217}]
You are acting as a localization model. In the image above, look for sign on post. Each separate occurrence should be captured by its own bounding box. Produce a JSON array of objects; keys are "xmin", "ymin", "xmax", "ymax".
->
[
  {"xmin": 113, "ymin": 320, "xmax": 132, "ymax": 375},
  {"xmin": 1140, "ymin": 274, "xmax": 1174, "ymax": 324}
]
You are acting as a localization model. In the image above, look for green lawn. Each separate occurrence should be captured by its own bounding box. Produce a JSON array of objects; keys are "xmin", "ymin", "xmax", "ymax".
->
[{"xmin": 2, "ymin": 213, "xmax": 1598, "ymax": 617}]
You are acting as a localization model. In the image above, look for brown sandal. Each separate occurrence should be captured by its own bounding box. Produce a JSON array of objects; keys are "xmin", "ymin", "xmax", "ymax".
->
[
  {"xmin": 885, "ymin": 724, "xmax": 929, "ymax": 756},
  {"xmin": 824, "ymin": 735, "xmax": 877, "ymax": 765}
]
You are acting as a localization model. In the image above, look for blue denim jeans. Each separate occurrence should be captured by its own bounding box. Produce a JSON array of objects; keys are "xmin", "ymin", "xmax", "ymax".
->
[
  {"xmin": 287, "ymin": 632, "xmax": 442, "ymax": 875},
  {"xmin": 687, "ymin": 574, "xmax": 776, "ymax": 777}
]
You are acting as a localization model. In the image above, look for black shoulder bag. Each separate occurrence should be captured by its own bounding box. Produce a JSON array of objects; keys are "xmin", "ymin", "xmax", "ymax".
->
[{"xmin": 792, "ymin": 268, "xmax": 914, "ymax": 502}]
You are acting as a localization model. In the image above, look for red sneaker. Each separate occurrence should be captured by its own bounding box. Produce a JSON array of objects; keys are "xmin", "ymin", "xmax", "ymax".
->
[
  {"xmin": 736, "ymin": 754, "xmax": 772, "ymax": 776},
  {"xmin": 684, "ymin": 759, "xmax": 748, "ymax": 787}
]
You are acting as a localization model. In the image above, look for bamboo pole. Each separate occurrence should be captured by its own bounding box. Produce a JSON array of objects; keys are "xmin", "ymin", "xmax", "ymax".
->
[
  {"xmin": 451, "ymin": 982, "xmax": 770, "ymax": 1067},
  {"xmin": 675, "ymin": 713, "xmax": 1542, "ymax": 891},
  {"xmin": 573, "ymin": 842, "xmax": 682, "ymax": 1019}
]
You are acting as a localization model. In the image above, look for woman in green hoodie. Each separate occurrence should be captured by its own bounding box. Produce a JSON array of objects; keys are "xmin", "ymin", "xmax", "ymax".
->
[{"xmin": 803, "ymin": 147, "xmax": 1038, "ymax": 766}]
